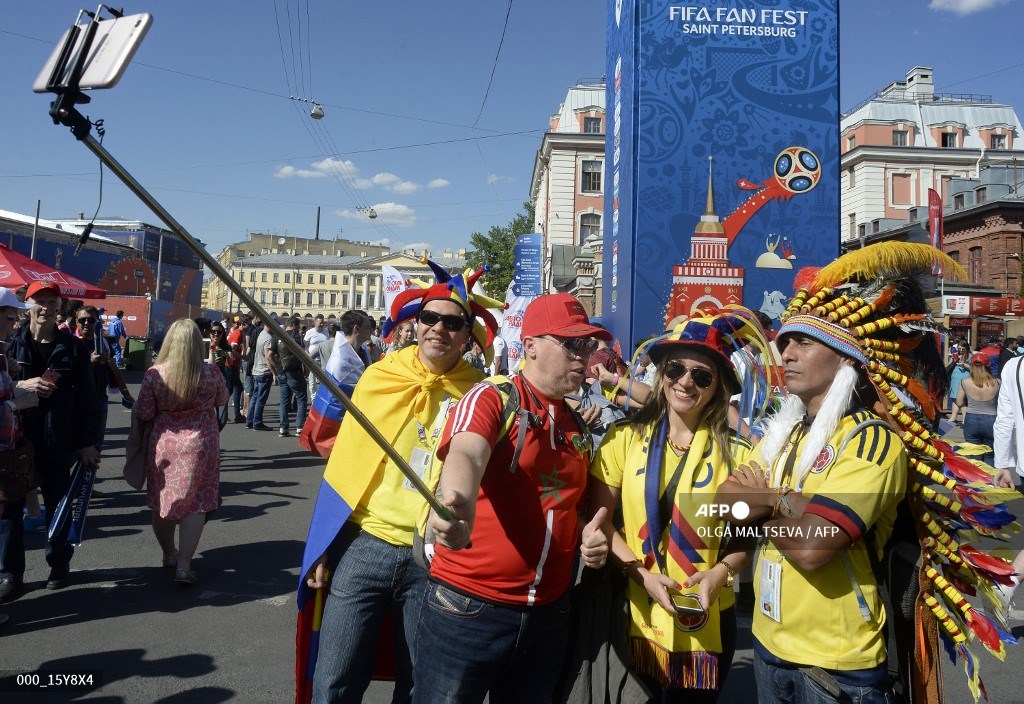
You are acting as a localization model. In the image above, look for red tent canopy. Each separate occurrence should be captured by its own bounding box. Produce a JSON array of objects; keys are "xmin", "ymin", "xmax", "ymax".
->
[{"xmin": 0, "ymin": 244, "xmax": 105, "ymax": 299}]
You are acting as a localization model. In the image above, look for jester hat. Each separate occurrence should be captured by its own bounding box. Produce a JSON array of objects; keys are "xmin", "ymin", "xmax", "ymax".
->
[{"xmin": 383, "ymin": 258, "xmax": 502, "ymax": 362}]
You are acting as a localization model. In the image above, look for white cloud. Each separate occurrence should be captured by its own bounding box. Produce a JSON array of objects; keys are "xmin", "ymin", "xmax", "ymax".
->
[
  {"xmin": 427, "ymin": 178, "xmax": 450, "ymax": 189},
  {"xmin": 274, "ymin": 157, "xmax": 358, "ymax": 179},
  {"xmin": 929, "ymin": 0, "xmax": 1012, "ymax": 15},
  {"xmin": 336, "ymin": 202, "xmax": 417, "ymax": 227},
  {"xmin": 487, "ymin": 173, "xmax": 514, "ymax": 185},
  {"xmin": 370, "ymin": 239, "xmax": 434, "ymax": 254},
  {"xmin": 352, "ymin": 171, "xmax": 421, "ymax": 194}
]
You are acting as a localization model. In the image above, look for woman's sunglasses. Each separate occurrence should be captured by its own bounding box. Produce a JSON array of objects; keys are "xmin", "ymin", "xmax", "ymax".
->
[
  {"xmin": 77, "ymin": 317, "xmax": 97, "ymax": 325},
  {"xmin": 662, "ymin": 361, "xmax": 715, "ymax": 389},
  {"xmin": 417, "ymin": 309, "xmax": 470, "ymax": 332}
]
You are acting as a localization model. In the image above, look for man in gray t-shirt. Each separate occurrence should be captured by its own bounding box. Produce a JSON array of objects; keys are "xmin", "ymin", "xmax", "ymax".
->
[{"xmin": 247, "ymin": 327, "xmax": 277, "ymax": 430}]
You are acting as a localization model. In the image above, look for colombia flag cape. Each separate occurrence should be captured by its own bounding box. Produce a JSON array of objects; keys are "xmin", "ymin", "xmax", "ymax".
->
[{"xmin": 295, "ymin": 344, "xmax": 482, "ymax": 703}]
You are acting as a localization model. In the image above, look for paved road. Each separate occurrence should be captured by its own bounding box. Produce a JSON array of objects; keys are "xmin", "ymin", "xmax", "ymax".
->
[{"xmin": 1, "ymin": 377, "xmax": 1022, "ymax": 703}]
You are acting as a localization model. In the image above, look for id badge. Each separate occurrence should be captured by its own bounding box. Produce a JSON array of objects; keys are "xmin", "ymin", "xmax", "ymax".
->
[
  {"xmin": 402, "ymin": 446, "xmax": 433, "ymax": 491},
  {"xmin": 759, "ymin": 558, "xmax": 783, "ymax": 623}
]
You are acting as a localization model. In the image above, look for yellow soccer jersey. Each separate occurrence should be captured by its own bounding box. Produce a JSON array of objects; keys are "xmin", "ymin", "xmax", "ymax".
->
[{"xmin": 752, "ymin": 410, "xmax": 907, "ymax": 671}]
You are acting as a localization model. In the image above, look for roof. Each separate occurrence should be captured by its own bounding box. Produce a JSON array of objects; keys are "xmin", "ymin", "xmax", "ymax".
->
[
  {"xmin": 234, "ymin": 252, "xmax": 467, "ymax": 270},
  {"xmin": 842, "ymin": 100, "xmax": 1023, "ymax": 149}
]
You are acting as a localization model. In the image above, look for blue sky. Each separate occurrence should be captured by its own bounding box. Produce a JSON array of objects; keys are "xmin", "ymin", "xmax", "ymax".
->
[{"xmin": 1, "ymin": 0, "xmax": 1021, "ymax": 257}]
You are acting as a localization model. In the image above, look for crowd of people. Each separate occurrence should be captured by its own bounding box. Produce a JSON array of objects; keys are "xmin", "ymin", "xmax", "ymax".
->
[{"xmin": 1, "ymin": 245, "xmax": 1024, "ymax": 703}]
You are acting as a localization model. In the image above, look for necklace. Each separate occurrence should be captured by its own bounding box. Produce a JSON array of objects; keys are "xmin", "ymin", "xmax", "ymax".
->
[{"xmin": 667, "ymin": 438, "xmax": 691, "ymax": 455}]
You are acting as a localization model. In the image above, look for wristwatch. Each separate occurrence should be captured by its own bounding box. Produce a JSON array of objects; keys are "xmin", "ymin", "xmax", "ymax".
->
[{"xmin": 718, "ymin": 558, "xmax": 737, "ymax": 589}]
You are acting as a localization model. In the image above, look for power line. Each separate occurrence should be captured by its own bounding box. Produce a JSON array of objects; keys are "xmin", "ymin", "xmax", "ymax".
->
[{"xmin": 472, "ymin": 0, "xmax": 514, "ymax": 129}]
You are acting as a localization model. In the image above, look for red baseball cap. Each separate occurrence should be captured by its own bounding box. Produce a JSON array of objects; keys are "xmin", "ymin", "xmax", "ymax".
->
[
  {"xmin": 521, "ymin": 293, "xmax": 612, "ymax": 341},
  {"xmin": 970, "ymin": 352, "xmax": 990, "ymax": 366},
  {"xmin": 24, "ymin": 281, "xmax": 62, "ymax": 301}
]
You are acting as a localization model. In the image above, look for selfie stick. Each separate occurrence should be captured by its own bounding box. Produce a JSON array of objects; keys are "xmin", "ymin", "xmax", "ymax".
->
[{"xmin": 41, "ymin": 10, "xmax": 453, "ymax": 521}]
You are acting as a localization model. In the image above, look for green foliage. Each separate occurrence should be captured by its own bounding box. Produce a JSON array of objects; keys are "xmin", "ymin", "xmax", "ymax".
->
[{"xmin": 466, "ymin": 202, "xmax": 536, "ymax": 298}]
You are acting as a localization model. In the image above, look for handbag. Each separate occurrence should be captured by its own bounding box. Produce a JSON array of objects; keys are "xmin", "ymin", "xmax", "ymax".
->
[
  {"xmin": 0, "ymin": 438, "xmax": 37, "ymax": 503},
  {"xmin": 124, "ymin": 407, "xmax": 151, "ymax": 490}
]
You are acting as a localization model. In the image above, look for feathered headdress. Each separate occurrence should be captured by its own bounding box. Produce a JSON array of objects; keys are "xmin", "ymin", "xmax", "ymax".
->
[
  {"xmin": 774, "ymin": 242, "xmax": 1019, "ymax": 701},
  {"xmin": 382, "ymin": 258, "xmax": 503, "ymax": 363}
]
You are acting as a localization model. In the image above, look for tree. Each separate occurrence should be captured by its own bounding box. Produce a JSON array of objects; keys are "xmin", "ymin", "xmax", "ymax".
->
[{"xmin": 466, "ymin": 202, "xmax": 536, "ymax": 298}]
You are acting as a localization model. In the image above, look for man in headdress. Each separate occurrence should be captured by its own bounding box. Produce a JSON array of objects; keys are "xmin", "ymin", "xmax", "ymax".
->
[
  {"xmin": 295, "ymin": 263, "xmax": 499, "ymax": 704},
  {"xmin": 720, "ymin": 243, "xmax": 1020, "ymax": 703}
]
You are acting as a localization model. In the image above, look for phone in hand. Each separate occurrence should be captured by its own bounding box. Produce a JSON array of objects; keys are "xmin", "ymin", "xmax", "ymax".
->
[
  {"xmin": 42, "ymin": 369, "xmax": 61, "ymax": 384},
  {"xmin": 667, "ymin": 589, "xmax": 706, "ymax": 618}
]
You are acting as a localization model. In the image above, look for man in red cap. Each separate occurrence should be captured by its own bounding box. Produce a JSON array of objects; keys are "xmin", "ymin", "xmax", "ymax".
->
[
  {"xmin": 0, "ymin": 281, "xmax": 99, "ymax": 596},
  {"xmin": 415, "ymin": 292, "xmax": 611, "ymax": 704}
]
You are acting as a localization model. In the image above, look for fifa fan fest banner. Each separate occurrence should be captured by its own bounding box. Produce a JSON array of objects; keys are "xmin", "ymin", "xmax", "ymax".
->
[{"xmin": 605, "ymin": 0, "xmax": 840, "ymax": 348}]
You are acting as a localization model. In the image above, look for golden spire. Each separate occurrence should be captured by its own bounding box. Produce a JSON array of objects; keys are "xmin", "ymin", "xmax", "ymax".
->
[{"xmin": 696, "ymin": 155, "xmax": 725, "ymax": 235}]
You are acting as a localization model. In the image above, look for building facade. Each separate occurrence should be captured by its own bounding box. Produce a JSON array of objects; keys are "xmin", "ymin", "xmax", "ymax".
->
[
  {"xmin": 841, "ymin": 66, "xmax": 1024, "ymax": 243},
  {"xmin": 530, "ymin": 80, "xmax": 606, "ymax": 312},
  {"xmin": 204, "ymin": 251, "xmax": 466, "ymax": 322}
]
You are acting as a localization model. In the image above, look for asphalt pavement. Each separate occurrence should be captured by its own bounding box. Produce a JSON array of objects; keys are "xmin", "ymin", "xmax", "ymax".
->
[{"xmin": 0, "ymin": 377, "xmax": 1022, "ymax": 703}]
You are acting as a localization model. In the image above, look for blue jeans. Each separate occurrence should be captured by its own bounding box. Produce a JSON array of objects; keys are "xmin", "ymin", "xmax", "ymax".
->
[
  {"xmin": 753, "ymin": 652, "xmax": 895, "ymax": 704},
  {"xmin": 313, "ymin": 526, "xmax": 426, "ymax": 704},
  {"xmin": 224, "ymin": 365, "xmax": 243, "ymax": 419},
  {"xmin": 412, "ymin": 581, "xmax": 572, "ymax": 704},
  {"xmin": 962, "ymin": 412, "xmax": 995, "ymax": 465},
  {"xmin": 278, "ymin": 369, "xmax": 308, "ymax": 432},
  {"xmin": 246, "ymin": 373, "xmax": 272, "ymax": 427}
]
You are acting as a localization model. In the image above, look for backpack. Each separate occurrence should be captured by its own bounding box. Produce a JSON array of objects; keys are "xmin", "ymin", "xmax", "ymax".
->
[
  {"xmin": 277, "ymin": 331, "xmax": 305, "ymax": 373},
  {"xmin": 412, "ymin": 375, "xmax": 594, "ymax": 569}
]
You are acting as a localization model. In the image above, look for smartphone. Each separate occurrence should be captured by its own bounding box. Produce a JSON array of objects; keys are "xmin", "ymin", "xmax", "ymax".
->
[
  {"xmin": 42, "ymin": 369, "xmax": 62, "ymax": 384},
  {"xmin": 668, "ymin": 590, "xmax": 706, "ymax": 618},
  {"xmin": 33, "ymin": 13, "xmax": 152, "ymax": 93}
]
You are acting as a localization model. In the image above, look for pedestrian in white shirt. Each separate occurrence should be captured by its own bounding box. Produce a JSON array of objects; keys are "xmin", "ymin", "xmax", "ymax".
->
[{"xmin": 993, "ymin": 354, "xmax": 1024, "ymax": 618}]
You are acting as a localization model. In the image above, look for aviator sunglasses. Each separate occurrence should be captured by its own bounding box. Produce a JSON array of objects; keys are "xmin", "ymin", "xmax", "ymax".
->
[
  {"xmin": 417, "ymin": 309, "xmax": 470, "ymax": 332},
  {"xmin": 662, "ymin": 361, "xmax": 715, "ymax": 389},
  {"xmin": 541, "ymin": 336, "xmax": 599, "ymax": 357}
]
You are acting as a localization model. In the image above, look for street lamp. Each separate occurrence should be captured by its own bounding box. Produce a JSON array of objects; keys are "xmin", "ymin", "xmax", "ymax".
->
[{"xmin": 1008, "ymin": 252, "xmax": 1022, "ymax": 297}]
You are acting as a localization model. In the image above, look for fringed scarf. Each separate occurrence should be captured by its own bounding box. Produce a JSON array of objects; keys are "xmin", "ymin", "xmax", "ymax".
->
[{"xmin": 615, "ymin": 417, "xmax": 747, "ymax": 690}]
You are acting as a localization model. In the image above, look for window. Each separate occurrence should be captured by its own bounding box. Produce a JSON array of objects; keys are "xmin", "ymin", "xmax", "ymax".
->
[
  {"xmin": 356, "ymin": 275, "xmax": 364, "ymax": 286},
  {"xmin": 261, "ymin": 273, "xmax": 268, "ymax": 282},
  {"xmin": 331, "ymin": 275, "xmax": 337, "ymax": 285},
  {"xmin": 320, "ymin": 274, "xmax": 326, "ymax": 285},
  {"xmin": 260, "ymin": 289, "xmax": 266, "ymax": 304},
  {"xmin": 847, "ymin": 136, "xmax": 856, "ymax": 150},
  {"xmin": 342, "ymin": 293, "xmax": 349, "ymax": 308},
  {"xmin": 271, "ymin": 291, "xmax": 278, "ymax": 305},
  {"xmin": 318, "ymin": 292, "xmax": 325, "ymax": 306},
  {"xmin": 848, "ymin": 214, "xmax": 856, "ymax": 240},
  {"xmin": 330, "ymin": 293, "xmax": 337, "ymax": 306},
  {"xmin": 891, "ymin": 173, "xmax": 911, "ymax": 205},
  {"xmin": 991, "ymin": 134, "xmax": 1007, "ymax": 150},
  {"xmin": 969, "ymin": 247, "xmax": 982, "ymax": 283},
  {"xmin": 941, "ymin": 132, "xmax": 958, "ymax": 148},
  {"xmin": 307, "ymin": 274, "xmax": 313, "ymax": 284},
  {"xmin": 954, "ymin": 194, "xmax": 965, "ymax": 210},
  {"xmin": 583, "ymin": 117, "xmax": 602, "ymax": 134},
  {"xmin": 343, "ymin": 275, "xmax": 350, "ymax": 286},
  {"xmin": 306, "ymin": 292, "xmax": 314, "ymax": 306},
  {"xmin": 847, "ymin": 168, "xmax": 856, "ymax": 189},
  {"xmin": 273, "ymin": 273, "xmax": 279, "ymax": 283},
  {"xmin": 355, "ymin": 293, "xmax": 363, "ymax": 307},
  {"xmin": 284, "ymin": 273, "xmax": 290, "ymax": 284},
  {"xmin": 580, "ymin": 213, "xmax": 601, "ymax": 242},
  {"xmin": 948, "ymin": 251, "xmax": 960, "ymax": 264},
  {"xmin": 581, "ymin": 160, "xmax": 602, "ymax": 193},
  {"xmin": 976, "ymin": 187, "xmax": 987, "ymax": 204},
  {"xmin": 283, "ymin": 291, "xmax": 290, "ymax": 305},
  {"xmin": 892, "ymin": 130, "xmax": 908, "ymax": 147},
  {"xmin": 858, "ymin": 224, "xmax": 867, "ymax": 238},
  {"xmin": 249, "ymin": 272, "xmax": 255, "ymax": 282}
]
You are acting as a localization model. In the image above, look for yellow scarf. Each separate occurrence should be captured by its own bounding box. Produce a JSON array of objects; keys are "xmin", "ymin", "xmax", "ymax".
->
[
  {"xmin": 615, "ymin": 419, "xmax": 747, "ymax": 690},
  {"xmin": 322, "ymin": 345, "xmax": 483, "ymax": 511}
]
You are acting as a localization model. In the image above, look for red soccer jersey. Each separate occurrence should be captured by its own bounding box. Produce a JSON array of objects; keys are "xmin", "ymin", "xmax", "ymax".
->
[
  {"xmin": 429, "ymin": 375, "xmax": 590, "ymax": 606},
  {"xmin": 225, "ymin": 328, "xmax": 243, "ymax": 368}
]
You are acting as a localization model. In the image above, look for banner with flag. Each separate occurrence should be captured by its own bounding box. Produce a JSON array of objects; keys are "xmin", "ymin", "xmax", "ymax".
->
[
  {"xmin": 298, "ymin": 333, "xmax": 365, "ymax": 458},
  {"xmin": 380, "ymin": 265, "xmax": 409, "ymax": 326},
  {"xmin": 928, "ymin": 188, "xmax": 944, "ymax": 276},
  {"xmin": 499, "ymin": 281, "xmax": 533, "ymax": 374}
]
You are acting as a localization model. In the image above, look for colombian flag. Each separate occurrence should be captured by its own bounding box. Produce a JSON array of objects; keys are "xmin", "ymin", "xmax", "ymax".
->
[
  {"xmin": 298, "ymin": 333, "xmax": 365, "ymax": 458},
  {"xmin": 295, "ymin": 345, "xmax": 483, "ymax": 703}
]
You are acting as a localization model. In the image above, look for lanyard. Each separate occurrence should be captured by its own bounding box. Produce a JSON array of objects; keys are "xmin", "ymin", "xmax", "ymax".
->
[{"xmin": 415, "ymin": 394, "xmax": 451, "ymax": 450}]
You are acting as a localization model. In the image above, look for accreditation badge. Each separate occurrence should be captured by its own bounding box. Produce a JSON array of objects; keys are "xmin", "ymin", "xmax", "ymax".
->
[
  {"xmin": 402, "ymin": 446, "xmax": 434, "ymax": 492},
  {"xmin": 759, "ymin": 558, "xmax": 783, "ymax": 624}
]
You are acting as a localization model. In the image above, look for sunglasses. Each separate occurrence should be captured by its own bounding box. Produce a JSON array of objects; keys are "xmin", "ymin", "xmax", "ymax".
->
[
  {"xmin": 77, "ymin": 317, "xmax": 97, "ymax": 324},
  {"xmin": 662, "ymin": 361, "xmax": 715, "ymax": 389},
  {"xmin": 541, "ymin": 336, "xmax": 599, "ymax": 358},
  {"xmin": 417, "ymin": 309, "xmax": 470, "ymax": 332}
]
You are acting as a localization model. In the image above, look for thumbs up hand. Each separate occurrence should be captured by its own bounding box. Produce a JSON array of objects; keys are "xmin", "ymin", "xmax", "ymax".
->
[{"xmin": 580, "ymin": 507, "xmax": 610, "ymax": 569}]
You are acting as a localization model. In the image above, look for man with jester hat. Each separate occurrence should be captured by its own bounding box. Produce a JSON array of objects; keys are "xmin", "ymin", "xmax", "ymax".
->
[
  {"xmin": 720, "ymin": 243, "xmax": 1020, "ymax": 704},
  {"xmin": 294, "ymin": 261, "xmax": 500, "ymax": 704}
]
